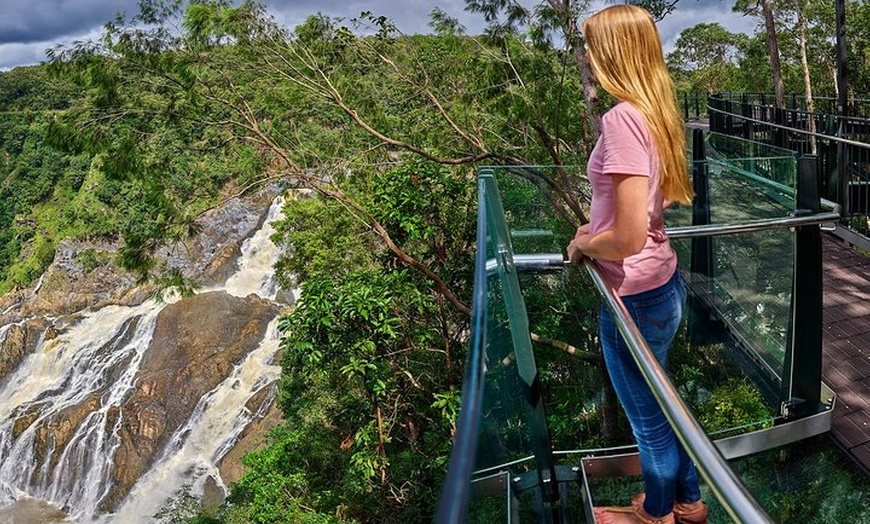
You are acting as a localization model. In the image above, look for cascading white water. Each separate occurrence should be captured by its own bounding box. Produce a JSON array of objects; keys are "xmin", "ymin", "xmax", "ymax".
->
[
  {"xmin": 109, "ymin": 195, "xmax": 287, "ymax": 523},
  {"xmin": 225, "ymin": 196, "xmax": 285, "ymax": 301},
  {"xmin": 108, "ymin": 316, "xmax": 282, "ymax": 523},
  {"xmin": 0, "ymin": 299, "xmax": 169, "ymax": 518},
  {"xmin": 0, "ymin": 195, "xmax": 289, "ymax": 523}
]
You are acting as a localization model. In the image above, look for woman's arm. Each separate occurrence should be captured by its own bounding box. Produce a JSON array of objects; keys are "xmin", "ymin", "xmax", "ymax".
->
[{"xmin": 567, "ymin": 174, "xmax": 648, "ymax": 262}]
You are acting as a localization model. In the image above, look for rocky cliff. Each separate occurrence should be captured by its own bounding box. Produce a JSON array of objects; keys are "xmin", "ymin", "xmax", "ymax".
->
[
  {"xmin": 104, "ymin": 290, "xmax": 280, "ymax": 511},
  {"xmin": 0, "ymin": 186, "xmax": 287, "ymax": 519}
]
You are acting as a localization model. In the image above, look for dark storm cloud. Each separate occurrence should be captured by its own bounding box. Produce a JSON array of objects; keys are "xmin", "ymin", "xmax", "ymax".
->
[
  {"xmin": 0, "ymin": 0, "xmax": 478, "ymax": 70},
  {"xmin": 0, "ymin": 0, "xmax": 141, "ymax": 44},
  {"xmin": 1, "ymin": 0, "xmax": 755, "ymax": 71}
]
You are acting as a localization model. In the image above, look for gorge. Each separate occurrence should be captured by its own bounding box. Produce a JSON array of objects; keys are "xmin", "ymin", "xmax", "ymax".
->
[{"xmin": 0, "ymin": 187, "xmax": 289, "ymax": 523}]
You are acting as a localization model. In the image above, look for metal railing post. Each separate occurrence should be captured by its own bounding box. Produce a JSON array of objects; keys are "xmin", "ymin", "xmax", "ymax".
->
[
  {"xmin": 742, "ymin": 100, "xmax": 754, "ymax": 141},
  {"xmin": 774, "ymin": 106, "xmax": 787, "ymax": 148},
  {"xmin": 836, "ymin": 0, "xmax": 850, "ymax": 218},
  {"xmin": 689, "ymin": 128, "xmax": 716, "ymax": 346},
  {"xmin": 837, "ymin": 119, "xmax": 850, "ymax": 217},
  {"xmin": 780, "ymin": 155, "xmax": 824, "ymax": 420}
]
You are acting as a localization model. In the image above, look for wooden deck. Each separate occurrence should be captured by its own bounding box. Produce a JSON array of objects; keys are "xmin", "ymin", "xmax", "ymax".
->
[{"xmin": 822, "ymin": 233, "xmax": 870, "ymax": 474}]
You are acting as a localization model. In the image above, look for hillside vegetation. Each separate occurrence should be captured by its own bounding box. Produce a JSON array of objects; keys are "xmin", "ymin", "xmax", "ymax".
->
[{"xmin": 3, "ymin": 0, "xmax": 870, "ymax": 522}]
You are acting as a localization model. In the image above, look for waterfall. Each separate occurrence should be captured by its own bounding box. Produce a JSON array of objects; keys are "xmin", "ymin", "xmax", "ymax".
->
[
  {"xmin": 108, "ymin": 317, "xmax": 281, "ymax": 523},
  {"xmin": 224, "ymin": 196, "xmax": 284, "ymax": 300},
  {"xmin": 0, "ymin": 300, "xmax": 167, "ymax": 517},
  {"xmin": 0, "ymin": 196, "xmax": 288, "ymax": 523}
]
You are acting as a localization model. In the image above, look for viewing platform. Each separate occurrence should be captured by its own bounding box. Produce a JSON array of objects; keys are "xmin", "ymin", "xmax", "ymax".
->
[
  {"xmin": 823, "ymin": 233, "xmax": 870, "ymax": 473},
  {"xmin": 436, "ymin": 124, "xmax": 870, "ymax": 522}
]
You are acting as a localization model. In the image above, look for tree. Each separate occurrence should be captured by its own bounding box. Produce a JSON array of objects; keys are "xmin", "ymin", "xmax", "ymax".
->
[
  {"xmin": 667, "ymin": 23, "xmax": 747, "ymax": 93},
  {"xmin": 735, "ymin": 0, "xmax": 786, "ymax": 107},
  {"xmin": 268, "ymin": 164, "xmax": 475, "ymax": 519},
  {"xmin": 465, "ymin": 0, "xmax": 602, "ymax": 137},
  {"xmin": 44, "ymin": 1, "xmax": 603, "ymax": 520},
  {"xmin": 846, "ymin": 0, "xmax": 870, "ymax": 98},
  {"xmin": 48, "ymin": 0, "xmax": 589, "ymax": 284}
]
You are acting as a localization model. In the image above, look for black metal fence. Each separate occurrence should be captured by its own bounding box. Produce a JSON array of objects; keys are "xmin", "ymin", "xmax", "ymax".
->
[
  {"xmin": 707, "ymin": 93, "xmax": 870, "ymax": 231},
  {"xmin": 719, "ymin": 92, "xmax": 870, "ymax": 119},
  {"xmin": 679, "ymin": 91, "xmax": 707, "ymax": 121}
]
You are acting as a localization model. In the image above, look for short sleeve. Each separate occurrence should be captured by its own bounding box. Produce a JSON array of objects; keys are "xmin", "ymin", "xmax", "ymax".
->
[{"xmin": 600, "ymin": 103, "xmax": 652, "ymax": 177}]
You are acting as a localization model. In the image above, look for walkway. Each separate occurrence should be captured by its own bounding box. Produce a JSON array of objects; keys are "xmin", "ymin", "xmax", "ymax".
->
[{"xmin": 822, "ymin": 232, "xmax": 870, "ymax": 474}]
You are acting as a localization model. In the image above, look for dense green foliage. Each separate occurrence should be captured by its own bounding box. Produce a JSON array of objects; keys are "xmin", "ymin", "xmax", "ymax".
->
[
  {"xmin": 667, "ymin": 0, "xmax": 870, "ymax": 97},
  {"xmin": 247, "ymin": 161, "xmax": 476, "ymax": 522},
  {"xmin": 0, "ymin": 61, "xmax": 253, "ymax": 292},
  {"xmin": 3, "ymin": 0, "xmax": 870, "ymax": 523},
  {"xmin": 0, "ymin": 71, "xmax": 89, "ymax": 291}
]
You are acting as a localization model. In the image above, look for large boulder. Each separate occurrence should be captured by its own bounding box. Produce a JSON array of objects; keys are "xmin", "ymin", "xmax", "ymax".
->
[{"xmin": 101, "ymin": 290, "xmax": 279, "ymax": 512}]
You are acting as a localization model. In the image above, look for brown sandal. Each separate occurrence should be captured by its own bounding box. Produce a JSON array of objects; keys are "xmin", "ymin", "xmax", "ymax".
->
[{"xmin": 630, "ymin": 493, "xmax": 709, "ymax": 524}]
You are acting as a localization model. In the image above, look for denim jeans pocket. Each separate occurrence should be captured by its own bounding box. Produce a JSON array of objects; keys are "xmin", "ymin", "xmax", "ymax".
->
[{"xmin": 629, "ymin": 287, "xmax": 682, "ymax": 350}]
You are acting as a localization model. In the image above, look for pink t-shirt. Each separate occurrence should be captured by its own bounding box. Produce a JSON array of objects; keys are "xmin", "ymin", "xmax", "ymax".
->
[{"xmin": 587, "ymin": 102, "xmax": 676, "ymax": 296}]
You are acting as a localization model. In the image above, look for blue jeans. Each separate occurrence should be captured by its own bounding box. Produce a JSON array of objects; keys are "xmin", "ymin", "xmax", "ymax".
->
[{"xmin": 599, "ymin": 270, "xmax": 701, "ymax": 518}]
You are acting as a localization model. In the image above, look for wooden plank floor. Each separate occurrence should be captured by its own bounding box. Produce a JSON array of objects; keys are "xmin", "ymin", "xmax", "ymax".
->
[{"xmin": 822, "ymin": 233, "xmax": 870, "ymax": 474}]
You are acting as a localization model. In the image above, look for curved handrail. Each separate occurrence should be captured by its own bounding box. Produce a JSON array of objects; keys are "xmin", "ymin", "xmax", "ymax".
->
[
  {"xmin": 706, "ymin": 98, "xmax": 870, "ymax": 150},
  {"xmin": 434, "ymin": 179, "xmax": 489, "ymax": 524},
  {"xmin": 583, "ymin": 259, "xmax": 775, "ymax": 524}
]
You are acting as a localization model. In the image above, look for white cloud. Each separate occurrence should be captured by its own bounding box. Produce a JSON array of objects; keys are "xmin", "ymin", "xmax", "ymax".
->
[
  {"xmin": 0, "ymin": 41, "xmax": 54, "ymax": 71},
  {"xmin": 657, "ymin": 5, "xmax": 757, "ymax": 53}
]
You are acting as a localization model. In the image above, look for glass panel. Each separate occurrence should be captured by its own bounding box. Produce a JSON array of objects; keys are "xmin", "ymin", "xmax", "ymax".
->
[
  {"xmin": 665, "ymin": 133, "xmax": 799, "ymax": 228},
  {"xmin": 443, "ymin": 131, "xmax": 851, "ymax": 521},
  {"xmin": 481, "ymin": 159, "xmax": 791, "ymax": 446},
  {"xmin": 587, "ymin": 435, "xmax": 870, "ymax": 524},
  {"xmin": 671, "ymin": 228, "xmax": 794, "ymax": 380},
  {"xmin": 492, "ymin": 166, "xmax": 581, "ymax": 253},
  {"xmin": 713, "ymin": 436, "xmax": 870, "ymax": 523},
  {"xmin": 666, "ymin": 131, "xmax": 801, "ymax": 384},
  {"xmin": 467, "ymin": 170, "xmax": 569, "ymax": 522}
]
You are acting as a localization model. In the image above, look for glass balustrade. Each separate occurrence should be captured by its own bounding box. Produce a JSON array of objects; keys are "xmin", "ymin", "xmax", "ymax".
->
[{"xmin": 436, "ymin": 131, "xmax": 857, "ymax": 524}]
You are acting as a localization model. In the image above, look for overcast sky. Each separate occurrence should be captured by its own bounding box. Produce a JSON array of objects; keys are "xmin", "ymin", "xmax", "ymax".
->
[{"xmin": 0, "ymin": 0, "xmax": 759, "ymax": 71}]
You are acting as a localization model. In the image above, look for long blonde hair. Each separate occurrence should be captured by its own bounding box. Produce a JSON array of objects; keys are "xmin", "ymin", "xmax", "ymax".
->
[{"xmin": 582, "ymin": 5, "xmax": 693, "ymax": 204}]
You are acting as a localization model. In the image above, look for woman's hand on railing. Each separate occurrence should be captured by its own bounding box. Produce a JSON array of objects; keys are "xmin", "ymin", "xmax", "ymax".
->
[{"xmin": 566, "ymin": 224, "xmax": 591, "ymax": 264}]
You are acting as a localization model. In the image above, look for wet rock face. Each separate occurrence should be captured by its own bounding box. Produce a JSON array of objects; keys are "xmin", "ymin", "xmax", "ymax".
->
[
  {"xmin": 217, "ymin": 383, "xmax": 283, "ymax": 486},
  {"xmin": 155, "ymin": 187, "xmax": 280, "ymax": 287},
  {"xmin": 0, "ymin": 324, "xmax": 31, "ymax": 383},
  {"xmin": 0, "ymin": 186, "xmax": 285, "ymax": 517},
  {"xmin": 102, "ymin": 290, "xmax": 279, "ymax": 512},
  {"xmin": 0, "ymin": 318, "xmax": 53, "ymax": 385},
  {"xmin": 0, "ymin": 185, "xmax": 280, "ymax": 325},
  {"xmin": 24, "ymin": 238, "xmax": 145, "ymax": 318}
]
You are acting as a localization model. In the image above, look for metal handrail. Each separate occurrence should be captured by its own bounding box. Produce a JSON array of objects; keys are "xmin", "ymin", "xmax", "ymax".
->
[
  {"xmin": 495, "ymin": 212, "xmax": 840, "ymax": 274},
  {"xmin": 441, "ymin": 159, "xmax": 836, "ymax": 522},
  {"xmin": 666, "ymin": 211, "xmax": 840, "ymax": 239},
  {"xmin": 583, "ymin": 259, "xmax": 775, "ymax": 524},
  {"xmin": 706, "ymin": 103, "xmax": 870, "ymax": 150},
  {"xmin": 435, "ymin": 180, "xmax": 490, "ymax": 524},
  {"xmin": 485, "ymin": 253, "xmax": 565, "ymax": 275}
]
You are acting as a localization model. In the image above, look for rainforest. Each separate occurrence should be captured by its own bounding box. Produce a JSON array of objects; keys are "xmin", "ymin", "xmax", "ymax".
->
[{"xmin": 1, "ymin": 0, "xmax": 870, "ymax": 522}]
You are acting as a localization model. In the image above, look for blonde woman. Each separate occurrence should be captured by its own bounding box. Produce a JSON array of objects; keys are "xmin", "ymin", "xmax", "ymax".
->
[{"xmin": 566, "ymin": 5, "xmax": 708, "ymax": 524}]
